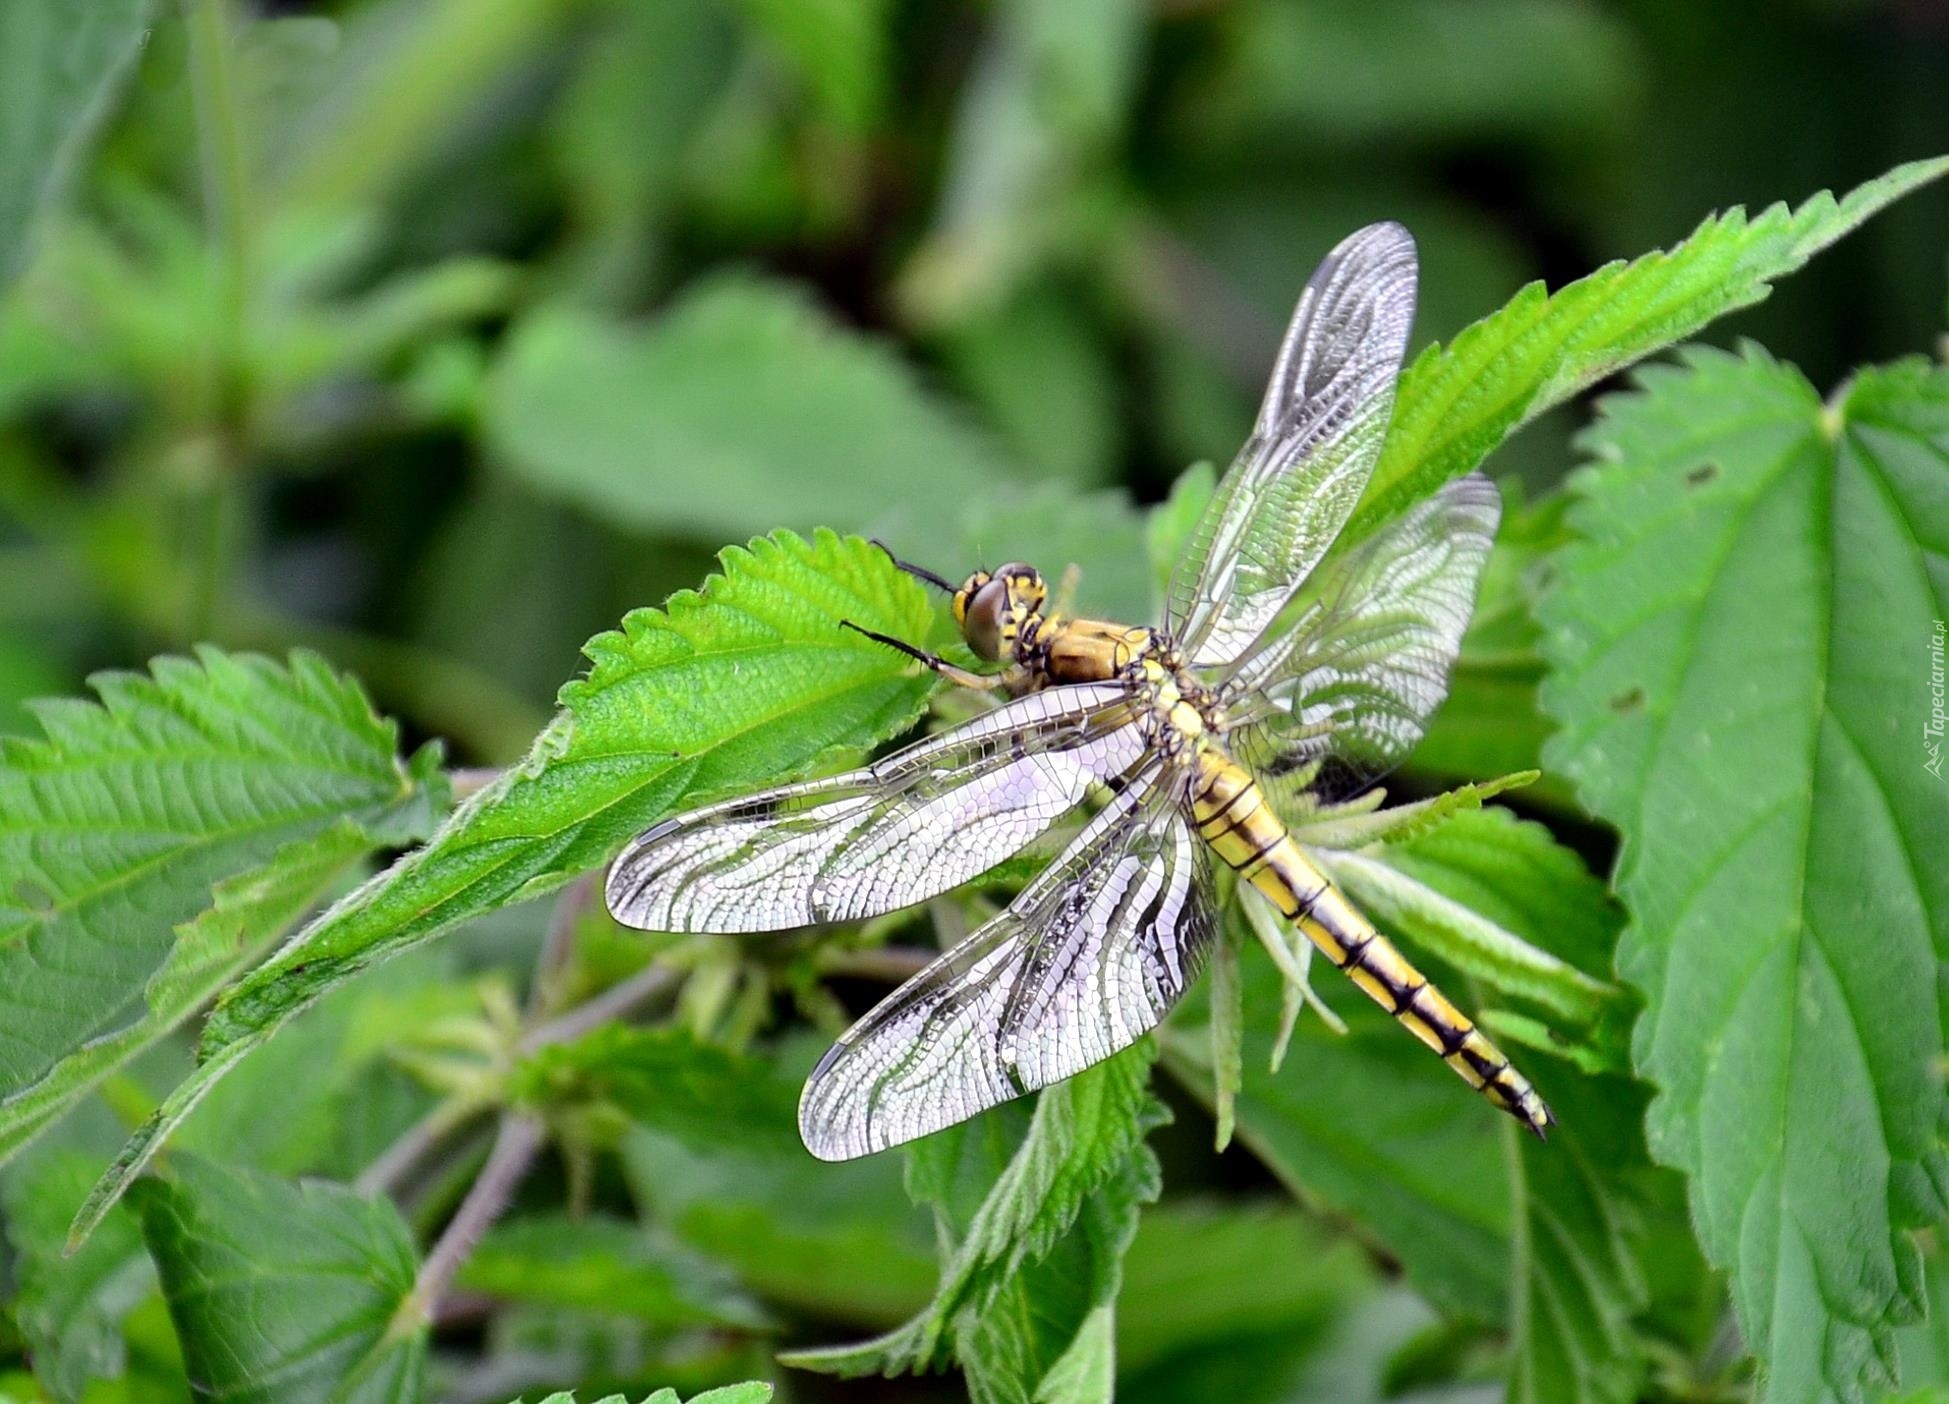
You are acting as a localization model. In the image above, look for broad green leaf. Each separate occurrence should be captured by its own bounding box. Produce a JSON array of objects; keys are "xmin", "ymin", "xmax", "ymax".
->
[
  {"xmin": 486, "ymin": 278, "xmax": 1020, "ymax": 554},
  {"xmin": 1508, "ymin": 1075, "xmax": 1653, "ymax": 1404},
  {"xmin": 74, "ymin": 531, "xmax": 933, "ymax": 1243},
  {"xmin": 1116, "ymin": 1199, "xmax": 1376, "ymax": 1377},
  {"xmin": 2, "ymin": 1151, "xmax": 153, "ymax": 1401},
  {"xmin": 1164, "ymin": 963, "xmax": 1511, "ymax": 1323},
  {"xmin": 618, "ymin": 1038, "xmax": 937, "ymax": 1328},
  {"xmin": 0, "ymin": 0, "xmax": 150, "ymax": 287},
  {"xmin": 1538, "ymin": 347, "xmax": 1949, "ymax": 1403},
  {"xmin": 517, "ymin": 1025, "xmax": 805, "ymax": 1155},
  {"xmin": 0, "ymin": 648, "xmax": 442, "ymax": 1165},
  {"xmin": 1345, "ymin": 157, "xmax": 1949, "ymax": 548},
  {"xmin": 526, "ymin": 1387, "xmax": 772, "ymax": 1404},
  {"xmin": 789, "ymin": 1044, "xmax": 1163, "ymax": 1385},
  {"xmin": 132, "ymin": 1156, "xmax": 423, "ymax": 1404},
  {"xmin": 457, "ymin": 1213, "xmax": 770, "ymax": 1330}
]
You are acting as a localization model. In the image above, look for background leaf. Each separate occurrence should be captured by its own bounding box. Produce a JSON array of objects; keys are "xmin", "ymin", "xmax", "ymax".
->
[
  {"xmin": 73, "ymin": 531, "xmax": 936, "ymax": 1239},
  {"xmin": 0, "ymin": 649, "xmax": 442, "ymax": 1164},
  {"xmin": 1539, "ymin": 346, "xmax": 1949, "ymax": 1402},
  {"xmin": 0, "ymin": 0, "xmax": 150, "ymax": 286},
  {"xmin": 486, "ymin": 280, "xmax": 1022, "ymax": 559},
  {"xmin": 1345, "ymin": 158, "xmax": 1949, "ymax": 547},
  {"xmin": 133, "ymin": 1155, "xmax": 424, "ymax": 1404}
]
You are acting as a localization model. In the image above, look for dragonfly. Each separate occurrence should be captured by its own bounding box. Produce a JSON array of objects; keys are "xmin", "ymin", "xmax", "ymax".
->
[{"xmin": 606, "ymin": 222, "xmax": 1551, "ymax": 1161}]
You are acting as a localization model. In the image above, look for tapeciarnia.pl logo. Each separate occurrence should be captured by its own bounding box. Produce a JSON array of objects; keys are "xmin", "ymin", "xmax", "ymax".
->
[{"xmin": 1928, "ymin": 619, "xmax": 1946, "ymax": 779}]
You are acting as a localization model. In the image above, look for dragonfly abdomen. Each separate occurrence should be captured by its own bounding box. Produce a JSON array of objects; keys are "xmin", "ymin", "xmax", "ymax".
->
[{"xmin": 1188, "ymin": 751, "xmax": 1554, "ymax": 1139}]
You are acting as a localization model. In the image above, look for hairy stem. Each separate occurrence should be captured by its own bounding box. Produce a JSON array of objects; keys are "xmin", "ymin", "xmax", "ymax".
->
[{"xmin": 396, "ymin": 1113, "xmax": 542, "ymax": 1331}]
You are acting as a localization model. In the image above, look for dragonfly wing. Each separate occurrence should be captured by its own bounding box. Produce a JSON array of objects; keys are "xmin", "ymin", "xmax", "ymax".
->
[
  {"xmin": 605, "ymin": 683, "xmax": 1147, "ymax": 934},
  {"xmin": 1165, "ymin": 223, "xmax": 1417, "ymax": 672},
  {"xmin": 798, "ymin": 766, "xmax": 1214, "ymax": 1161},
  {"xmin": 1228, "ymin": 472, "xmax": 1500, "ymax": 792}
]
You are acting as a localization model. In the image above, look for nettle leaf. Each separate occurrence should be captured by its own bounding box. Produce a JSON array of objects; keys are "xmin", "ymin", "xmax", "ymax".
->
[
  {"xmin": 517, "ymin": 1024, "xmax": 807, "ymax": 1155},
  {"xmin": 132, "ymin": 1156, "xmax": 424, "ymax": 1404},
  {"xmin": 0, "ymin": 0, "xmax": 150, "ymax": 286},
  {"xmin": 486, "ymin": 278, "xmax": 1019, "ymax": 555},
  {"xmin": 1343, "ymin": 157, "xmax": 1949, "ymax": 548},
  {"xmin": 73, "ymin": 531, "xmax": 934, "ymax": 1243},
  {"xmin": 1165, "ymin": 957, "xmax": 1510, "ymax": 1322},
  {"xmin": 1166, "ymin": 807, "xmax": 1652, "ymax": 1399},
  {"xmin": 0, "ymin": 648, "xmax": 442, "ymax": 1165},
  {"xmin": 789, "ymin": 1043, "xmax": 1163, "ymax": 1396},
  {"xmin": 1539, "ymin": 347, "xmax": 1949, "ymax": 1402},
  {"xmin": 3, "ymin": 1151, "xmax": 153, "ymax": 1402},
  {"xmin": 457, "ymin": 1213, "xmax": 771, "ymax": 1331},
  {"xmin": 526, "ymin": 1387, "xmax": 772, "ymax": 1404}
]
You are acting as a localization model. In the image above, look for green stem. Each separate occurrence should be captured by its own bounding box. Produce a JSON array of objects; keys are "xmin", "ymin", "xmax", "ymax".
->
[{"xmin": 183, "ymin": 0, "xmax": 253, "ymax": 639}]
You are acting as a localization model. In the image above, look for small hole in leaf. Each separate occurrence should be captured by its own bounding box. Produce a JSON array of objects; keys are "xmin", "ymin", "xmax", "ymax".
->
[{"xmin": 1609, "ymin": 686, "xmax": 1646, "ymax": 714}]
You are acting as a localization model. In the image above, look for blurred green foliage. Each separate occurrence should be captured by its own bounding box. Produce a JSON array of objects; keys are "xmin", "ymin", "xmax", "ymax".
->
[{"xmin": 0, "ymin": 1, "xmax": 1946, "ymax": 1403}]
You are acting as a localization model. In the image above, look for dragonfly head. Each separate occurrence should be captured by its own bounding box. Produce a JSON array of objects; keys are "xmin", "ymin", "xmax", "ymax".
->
[{"xmin": 954, "ymin": 562, "xmax": 1047, "ymax": 661}]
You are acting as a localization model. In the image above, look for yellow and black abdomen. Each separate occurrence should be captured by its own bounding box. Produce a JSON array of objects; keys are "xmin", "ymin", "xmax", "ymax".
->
[{"xmin": 1188, "ymin": 749, "xmax": 1553, "ymax": 1137}]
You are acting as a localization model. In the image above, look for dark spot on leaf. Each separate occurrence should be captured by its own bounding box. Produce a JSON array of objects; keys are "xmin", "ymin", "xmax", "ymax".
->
[
  {"xmin": 1686, "ymin": 462, "xmax": 1718, "ymax": 487},
  {"xmin": 1609, "ymin": 686, "xmax": 1646, "ymax": 714},
  {"xmin": 14, "ymin": 879, "xmax": 55, "ymax": 913}
]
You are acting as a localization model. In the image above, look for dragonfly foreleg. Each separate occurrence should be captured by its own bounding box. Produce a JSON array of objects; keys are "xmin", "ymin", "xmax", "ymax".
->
[{"xmin": 839, "ymin": 620, "xmax": 1004, "ymax": 690}]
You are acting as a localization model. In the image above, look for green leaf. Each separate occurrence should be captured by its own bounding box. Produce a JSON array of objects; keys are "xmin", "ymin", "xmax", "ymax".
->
[
  {"xmin": 1345, "ymin": 157, "xmax": 1949, "ymax": 548},
  {"xmin": 457, "ymin": 1213, "xmax": 770, "ymax": 1331},
  {"xmin": 132, "ymin": 1156, "xmax": 424, "ymax": 1404},
  {"xmin": 1508, "ymin": 1075, "xmax": 1654, "ymax": 1404},
  {"xmin": 2, "ymin": 1151, "xmax": 154, "ymax": 1401},
  {"xmin": 1116, "ymin": 1199, "xmax": 1377, "ymax": 1377},
  {"xmin": 788, "ymin": 1043, "xmax": 1163, "ymax": 1387},
  {"xmin": 1208, "ymin": 916, "xmax": 1244, "ymax": 1152},
  {"xmin": 1538, "ymin": 346, "xmax": 1949, "ymax": 1402},
  {"xmin": 74, "ymin": 531, "xmax": 933, "ymax": 1244},
  {"xmin": 0, "ymin": 648, "xmax": 442, "ymax": 1166},
  {"xmin": 525, "ymin": 1387, "xmax": 772, "ymax": 1404},
  {"xmin": 0, "ymin": 0, "xmax": 150, "ymax": 287},
  {"xmin": 1289, "ymin": 772, "xmax": 1538, "ymax": 852},
  {"xmin": 517, "ymin": 1025, "xmax": 805, "ymax": 1155},
  {"xmin": 486, "ymin": 279, "xmax": 1019, "ymax": 555},
  {"xmin": 616, "ymin": 1035, "xmax": 938, "ymax": 1328},
  {"xmin": 1165, "ymin": 960, "xmax": 1511, "ymax": 1323}
]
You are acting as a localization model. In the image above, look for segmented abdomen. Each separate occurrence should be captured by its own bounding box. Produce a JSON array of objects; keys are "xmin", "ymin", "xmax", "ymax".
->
[{"xmin": 1187, "ymin": 752, "xmax": 1553, "ymax": 1137}]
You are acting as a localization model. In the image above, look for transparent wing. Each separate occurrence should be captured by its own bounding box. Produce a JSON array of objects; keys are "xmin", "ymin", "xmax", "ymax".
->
[
  {"xmin": 798, "ymin": 766, "xmax": 1215, "ymax": 1161},
  {"xmin": 1227, "ymin": 472, "xmax": 1500, "ymax": 793},
  {"xmin": 1165, "ymin": 222, "xmax": 1417, "ymax": 672},
  {"xmin": 605, "ymin": 683, "xmax": 1146, "ymax": 934}
]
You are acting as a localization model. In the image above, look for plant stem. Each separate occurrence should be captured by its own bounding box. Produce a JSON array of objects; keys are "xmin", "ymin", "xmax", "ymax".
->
[
  {"xmin": 528, "ymin": 873, "xmax": 594, "ymax": 1018},
  {"xmin": 518, "ymin": 962, "xmax": 679, "ymax": 1052},
  {"xmin": 356, "ymin": 1096, "xmax": 484, "ymax": 1199},
  {"xmin": 398, "ymin": 1112, "xmax": 542, "ymax": 1330},
  {"xmin": 183, "ymin": 0, "xmax": 254, "ymax": 640}
]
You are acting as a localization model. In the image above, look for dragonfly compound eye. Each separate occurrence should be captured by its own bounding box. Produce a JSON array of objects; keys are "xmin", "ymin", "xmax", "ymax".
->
[{"xmin": 962, "ymin": 577, "xmax": 1010, "ymax": 660}]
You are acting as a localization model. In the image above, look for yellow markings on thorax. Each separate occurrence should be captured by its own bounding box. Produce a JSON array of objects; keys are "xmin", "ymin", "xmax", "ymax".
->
[{"xmin": 1188, "ymin": 748, "xmax": 1554, "ymax": 1137}]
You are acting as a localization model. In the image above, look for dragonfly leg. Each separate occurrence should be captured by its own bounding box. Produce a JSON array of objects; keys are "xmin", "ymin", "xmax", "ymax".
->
[{"xmin": 840, "ymin": 621, "xmax": 1002, "ymax": 690}]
